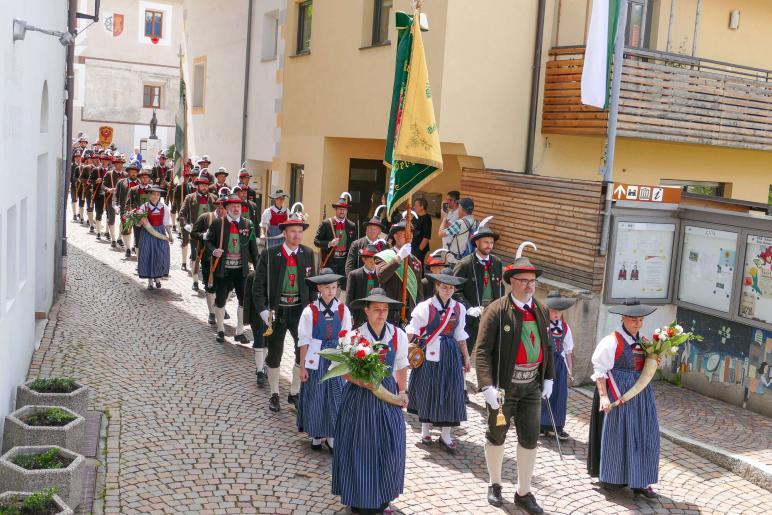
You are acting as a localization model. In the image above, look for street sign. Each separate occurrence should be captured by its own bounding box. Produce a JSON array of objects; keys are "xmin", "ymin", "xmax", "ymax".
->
[{"xmin": 612, "ymin": 183, "xmax": 681, "ymax": 204}]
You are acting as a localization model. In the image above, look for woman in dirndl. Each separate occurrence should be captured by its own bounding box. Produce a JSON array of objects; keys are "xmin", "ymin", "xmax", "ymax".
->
[
  {"xmin": 587, "ymin": 298, "xmax": 660, "ymax": 499},
  {"xmin": 539, "ymin": 290, "xmax": 577, "ymax": 440},
  {"xmin": 406, "ymin": 268, "xmax": 470, "ymax": 451},
  {"xmin": 297, "ymin": 268, "xmax": 352, "ymax": 451},
  {"xmin": 332, "ymin": 288, "xmax": 408, "ymax": 515},
  {"xmin": 137, "ymin": 186, "xmax": 173, "ymax": 290}
]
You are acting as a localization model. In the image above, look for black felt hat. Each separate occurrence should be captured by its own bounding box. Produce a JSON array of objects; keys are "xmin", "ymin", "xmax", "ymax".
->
[
  {"xmin": 305, "ymin": 268, "xmax": 343, "ymax": 287},
  {"xmin": 542, "ymin": 290, "xmax": 577, "ymax": 311},
  {"xmin": 608, "ymin": 298, "xmax": 657, "ymax": 317},
  {"xmin": 350, "ymin": 288, "xmax": 402, "ymax": 309},
  {"xmin": 426, "ymin": 267, "xmax": 467, "ymax": 287}
]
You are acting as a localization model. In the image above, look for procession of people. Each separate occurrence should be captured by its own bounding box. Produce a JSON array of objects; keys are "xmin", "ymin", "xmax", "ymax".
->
[{"xmin": 69, "ymin": 138, "xmax": 664, "ymax": 514}]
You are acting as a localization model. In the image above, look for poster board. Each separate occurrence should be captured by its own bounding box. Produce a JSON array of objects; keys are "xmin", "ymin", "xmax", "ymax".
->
[
  {"xmin": 609, "ymin": 221, "xmax": 677, "ymax": 301},
  {"xmin": 677, "ymin": 225, "xmax": 738, "ymax": 313},
  {"xmin": 739, "ymin": 234, "xmax": 772, "ymax": 326}
]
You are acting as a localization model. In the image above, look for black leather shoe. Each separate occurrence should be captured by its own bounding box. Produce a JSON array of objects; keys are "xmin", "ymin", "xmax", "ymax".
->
[
  {"xmin": 256, "ymin": 371, "xmax": 267, "ymax": 387},
  {"xmin": 557, "ymin": 429, "xmax": 570, "ymax": 441},
  {"xmin": 96, "ymin": 233, "xmax": 101, "ymax": 240},
  {"xmin": 192, "ymin": 281, "xmax": 199, "ymax": 291},
  {"xmin": 311, "ymin": 441, "xmax": 322, "ymax": 451},
  {"xmin": 111, "ymin": 241, "xmax": 117, "ymax": 248},
  {"xmin": 287, "ymin": 394, "xmax": 298, "ymax": 407},
  {"xmin": 117, "ymin": 238, "xmax": 124, "ymax": 247},
  {"xmin": 125, "ymin": 249, "xmax": 132, "ymax": 258},
  {"xmin": 633, "ymin": 487, "xmax": 658, "ymax": 500},
  {"xmin": 181, "ymin": 263, "xmax": 188, "ymax": 272},
  {"xmin": 487, "ymin": 484, "xmax": 503, "ymax": 507},
  {"xmin": 514, "ymin": 492, "xmax": 543, "ymax": 514},
  {"xmin": 155, "ymin": 281, "xmax": 162, "ymax": 289},
  {"xmin": 89, "ymin": 225, "xmax": 95, "ymax": 233},
  {"xmin": 208, "ymin": 313, "xmax": 216, "ymax": 325},
  {"xmin": 269, "ymin": 394, "xmax": 280, "ymax": 412},
  {"xmin": 216, "ymin": 331, "xmax": 225, "ymax": 343},
  {"xmin": 234, "ymin": 333, "xmax": 251, "ymax": 344}
]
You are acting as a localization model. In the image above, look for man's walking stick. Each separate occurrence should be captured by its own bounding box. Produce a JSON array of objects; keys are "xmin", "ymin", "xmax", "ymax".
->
[
  {"xmin": 208, "ymin": 217, "xmax": 225, "ymax": 288},
  {"xmin": 543, "ymin": 397, "xmax": 564, "ymax": 460}
]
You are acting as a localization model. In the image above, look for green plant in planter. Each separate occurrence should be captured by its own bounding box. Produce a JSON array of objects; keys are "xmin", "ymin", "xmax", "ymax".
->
[
  {"xmin": 11, "ymin": 448, "xmax": 73, "ymax": 471},
  {"xmin": 0, "ymin": 488, "xmax": 60, "ymax": 515},
  {"xmin": 28, "ymin": 378, "xmax": 78, "ymax": 394},
  {"xmin": 21, "ymin": 408, "xmax": 76, "ymax": 427}
]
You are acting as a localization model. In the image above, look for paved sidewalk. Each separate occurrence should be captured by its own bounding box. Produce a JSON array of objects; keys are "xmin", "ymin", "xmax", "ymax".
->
[{"xmin": 26, "ymin": 217, "xmax": 772, "ymax": 514}]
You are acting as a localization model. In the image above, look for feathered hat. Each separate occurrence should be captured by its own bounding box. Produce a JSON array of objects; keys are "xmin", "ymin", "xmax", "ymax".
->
[{"xmin": 503, "ymin": 241, "xmax": 542, "ymax": 282}]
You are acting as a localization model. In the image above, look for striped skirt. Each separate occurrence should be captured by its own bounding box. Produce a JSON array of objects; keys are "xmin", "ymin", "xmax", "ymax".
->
[
  {"xmin": 296, "ymin": 341, "xmax": 343, "ymax": 439},
  {"xmin": 541, "ymin": 351, "xmax": 568, "ymax": 428},
  {"xmin": 138, "ymin": 224, "xmax": 170, "ymax": 279},
  {"xmin": 407, "ymin": 335, "xmax": 467, "ymax": 426},
  {"xmin": 599, "ymin": 368, "xmax": 660, "ymax": 489},
  {"xmin": 332, "ymin": 377, "xmax": 405, "ymax": 510}
]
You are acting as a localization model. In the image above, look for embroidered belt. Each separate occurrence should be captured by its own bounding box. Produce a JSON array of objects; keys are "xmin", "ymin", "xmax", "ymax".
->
[
  {"xmin": 510, "ymin": 364, "xmax": 539, "ymax": 384},
  {"xmin": 333, "ymin": 249, "xmax": 347, "ymax": 258},
  {"xmin": 279, "ymin": 294, "xmax": 300, "ymax": 307}
]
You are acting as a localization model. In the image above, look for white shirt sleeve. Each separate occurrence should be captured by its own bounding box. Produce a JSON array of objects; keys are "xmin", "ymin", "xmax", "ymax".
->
[
  {"xmin": 297, "ymin": 306, "xmax": 316, "ymax": 347},
  {"xmin": 163, "ymin": 203, "xmax": 172, "ymax": 226},
  {"xmin": 260, "ymin": 208, "xmax": 271, "ymax": 228},
  {"xmin": 393, "ymin": 328, "xmax": 409, "ymax": 372},
  {"xmin": 341, "ymin": 305, "xmax": 353, "ymax": 332},
  {"xmin": 590, "ymin": 333, "xmax": 618, "ymax": 382},
  {"xmin": 563, "ymin": 324, "xmax": 574, "ymax": 356},
  {"xmin": 406, "ymin": 299, "xmax": 430, "ymax": 337},
  {"xmin": 453, "ymin": 302, "xmax": 469, "ymax": 342}
]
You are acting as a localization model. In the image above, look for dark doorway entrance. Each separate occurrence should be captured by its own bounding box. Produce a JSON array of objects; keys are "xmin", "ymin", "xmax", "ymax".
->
[{"xmin": 347, "ymin": 158, "xmax": 387, "ymax": 231}]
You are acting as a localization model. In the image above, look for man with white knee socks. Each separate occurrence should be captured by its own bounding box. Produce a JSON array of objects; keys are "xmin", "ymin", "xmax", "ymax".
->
[{"xmin": 474, "ymin": 248, "xmax": 554, "ymax": 514}]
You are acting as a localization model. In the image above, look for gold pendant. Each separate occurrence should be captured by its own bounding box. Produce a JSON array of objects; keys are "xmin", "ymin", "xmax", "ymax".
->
[{"xmin": 496, "ymin": 406, "xmax": 506, "ymax": 426}]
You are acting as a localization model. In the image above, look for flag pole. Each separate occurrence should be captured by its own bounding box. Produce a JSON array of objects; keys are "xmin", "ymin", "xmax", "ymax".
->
[
  {"xmin": 598, "ymin": 0, "xmax": 628, "ymax": 256},
  {"xmin": 401, "ymin": 193, "xmax": 412, "ymax": 323},
  {"xmin": 178, "ymin": 45, "xmax": 187, "ymax": 210}
]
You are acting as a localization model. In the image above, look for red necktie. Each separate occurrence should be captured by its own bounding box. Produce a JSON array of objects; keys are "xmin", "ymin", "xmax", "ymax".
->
[{"xmin": 482, "ymin": 260, "xmax": 490, "ymax": 287}]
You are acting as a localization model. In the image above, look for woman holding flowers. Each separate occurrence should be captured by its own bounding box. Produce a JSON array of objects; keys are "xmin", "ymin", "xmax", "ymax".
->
[
  {"xmin": 136, "ymin": 185, "xmax": 173, "ymax": 290},
  {"xmin": 587, "ymin": 298, "xmax": 660, "ymax": 499},
  {"xmin": 331, "ymin": 288, "xmax": 408, "ymax": 515},
  {"xmin": 406, "ymin": 268, "xmax": 470, "ymax": 451},
  {"xmin": 297, "ymin": 268, "xmax": 352, "ymax": 451}
]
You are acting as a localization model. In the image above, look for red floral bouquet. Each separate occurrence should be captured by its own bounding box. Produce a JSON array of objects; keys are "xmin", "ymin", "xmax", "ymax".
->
[{"xmin": 120, "ymin": 208, "xmax": 147, "ymax": 234}]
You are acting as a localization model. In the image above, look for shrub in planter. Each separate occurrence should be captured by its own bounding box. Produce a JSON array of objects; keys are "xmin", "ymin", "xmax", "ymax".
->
[
  {"xmin": 0, "ymin": 446, "xmax": 84, "ymax": 510},
  {"xmin": 0, "ymin": 488, "xmax": 73, "ymax": 515},
  {"xmin": 2, "ymin": 406, "xmax": 84, "ymax": 453},
  {"xmin": 16, "ymin": 379, "xmax": 90, "ymax": 418}
]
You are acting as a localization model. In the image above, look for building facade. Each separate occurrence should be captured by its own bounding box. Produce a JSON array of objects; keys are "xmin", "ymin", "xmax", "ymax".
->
[
  {"xmin": 0, "ymin": 1, "xmax": 68, "ymax": 440},
  {"xmin": 73, "ymin": 0, "xmax": 182, "ymax": 163}
]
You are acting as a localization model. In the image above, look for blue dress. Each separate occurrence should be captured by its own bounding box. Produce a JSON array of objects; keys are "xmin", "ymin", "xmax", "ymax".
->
[
  {"xmin": 407, "ymin": 302, "xmax": 467, "ymax": 426},
  {"xmin": 296, "ymin": 304, "xmax": 344, "ymax": 439},
  {"xmin": 137, "ymin": 203, "xmax": 170, "ymax": 279},
  {"xmin": 541, "ymin": 321, "xmax": 569, "ymax": 430},
  {"xmin": 332, "ymin": 323, "xmax": 406, "ymax": 511},
  {"xmin": 599, "ymin": 333, "xmax": 660, "ymax": 488}
]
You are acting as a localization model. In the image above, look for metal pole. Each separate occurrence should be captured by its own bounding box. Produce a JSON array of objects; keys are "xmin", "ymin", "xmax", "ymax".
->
[
  {"xmin": 666, "ymin": 0, "xmax": 676, "ymax": 52},
  {"xmin": 691, "ymin": 0, "xmax": 702, "ymax": 57},
  {"xmin": 525, "ymin": 0, "xmax": 547, "ymax": 175},
  {"xmin": 599, "ymin": 0, "xmax": 629, "ymax": 256},
  {"xmin": 240, "ymin": 0, "xmax": 254, "ymax": 165}
]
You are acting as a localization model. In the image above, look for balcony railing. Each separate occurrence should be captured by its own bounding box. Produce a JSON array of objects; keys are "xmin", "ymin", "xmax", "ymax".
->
[{"xmin": 542, "ymin": 46, "xmax": 772, "ymax": 151}]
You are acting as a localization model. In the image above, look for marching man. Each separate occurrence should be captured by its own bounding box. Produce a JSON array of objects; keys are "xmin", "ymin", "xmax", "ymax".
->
[
  {"xmin": 180, "ymin": 170, "xmax": 217, "ymax": 284},
  {"xmin": 314, "ymin": 192, "xmax": 357, "ymax": 291},
  {"xmin": 260, "ymin": 189, "xmax": 289, "ymax": 248},
  {"xmin": 474, "ymin": 243, "xmax": 554, "ymax": 514},
  {"xmin": 237, "ymin": 164, "xmax": 258, "ymax": 204},
  {"xmin": 115, "ymin": 160, "xmax": 141, "ymax": 256},
  {"xmin": 344, "ymin": 207, "xmax": 388, "ymax": 279}
]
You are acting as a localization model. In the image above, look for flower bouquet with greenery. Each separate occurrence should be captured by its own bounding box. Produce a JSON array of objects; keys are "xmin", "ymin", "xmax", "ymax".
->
[
  {"xmin": 319, "ymin": 329, "xmax": 402, "ymax": 406},
  {"xmin": 611, "ymin": 321, "xmax": 702, "ymax": 408},
  {"xmin": 120, "ymin": 208, "xmax": 147, "ymax": 234}
]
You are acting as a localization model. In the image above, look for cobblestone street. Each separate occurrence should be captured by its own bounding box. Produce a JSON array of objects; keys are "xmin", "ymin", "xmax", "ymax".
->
[{"xmin": 26, "ymin": 217, "xmax": 772, "ymax": 514}]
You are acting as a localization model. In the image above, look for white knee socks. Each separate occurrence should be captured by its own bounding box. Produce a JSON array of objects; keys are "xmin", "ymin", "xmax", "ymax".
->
[
  {"xmin": 181, "ymin": 244, "xmax": 189, "ymax": 265},
  {"xmin": 516, "ymin": 444, "xmax": 537, "ymax": 496},
  {"xmin": 327, "ymin": 437, "xmax": 334, "ymax": 448},
  {"xmin": 171, "ymin": 212, "xmax": 177, "ymax": 226},
  {"xmin": 421, "ymin": 423, "xmax": 431, "ymax": 439},
  {"xmin": 123, "ymin": 232, "xmax": 132, "ymax": 250},
  {"xmin": 79, "ymin": 206, "xmax": 84, "ymax": 220},
  {"xmin": 290, "ymin": 364, "xmax": 301, "ymax": 395},
  {"xmin": 441, "ymin": 426, "xmax": 452, "ymax": 444},
  {"xmin": 254, "ymin": 348, "xmax": 266, "ymax": 373},
  {"xmin": 267, "ymin": 367, "xmax": 280, "ymax": 395},
  {"xmin": 485, "ymin": 442, "xmax": 505, "ymax": 486},
  {"xmin": 71, "ymin": 202, "xmax": 77, "ymax": 216},
  {"xmin": 95, "ymin": 220, "xmax": 102, "ymax": 234},
  {"xmin": 236, "ymin": 306, "xmax": 244, "ymax": 335},
  {"xmin": 215, "ymin": 307, "xmax": 225, "ymax": 332},
  {"xmin": 108, "ymin": 224, "xmax": 116, "ymax": 240},
  {"xmin": 206, "ymin": 293, "xmax": 215, "ymax": 314},
  {"xmin": 87, "ymin": 211, "xmax": 94, "ymax": 225}
]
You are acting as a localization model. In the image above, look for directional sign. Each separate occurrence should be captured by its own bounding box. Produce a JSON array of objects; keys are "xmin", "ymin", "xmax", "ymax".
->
[{"xmin": 612, "ymin": 183, "xmax": 681, "ymax": 204}]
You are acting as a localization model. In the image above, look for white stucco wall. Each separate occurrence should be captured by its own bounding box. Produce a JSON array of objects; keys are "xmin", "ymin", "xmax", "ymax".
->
[{"xmin": 0, "ymin": 1, "xmax": 67, "ymax": 444}]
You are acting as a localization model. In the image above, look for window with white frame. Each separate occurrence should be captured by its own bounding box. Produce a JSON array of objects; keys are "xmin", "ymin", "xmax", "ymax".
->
[
  {"xmin": 262, "ymin": 11, "xmax": 279, "ymax": 61},
  {"xmin": 192, "ymin": 59, "xmax": 206, "ymax": 110}
]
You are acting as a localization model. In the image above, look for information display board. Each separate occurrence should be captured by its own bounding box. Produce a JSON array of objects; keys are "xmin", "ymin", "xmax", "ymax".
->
[
  {"xmin": 610, "ymin": 221, "xmax": 676, "ymax": 300},
  {"xmin": 677, "ymin": 226, "xmax": 738, "ymax": 313},
  {"xmin": 739, "ymin": 234, "xmax": 772, "ymax": 326}
]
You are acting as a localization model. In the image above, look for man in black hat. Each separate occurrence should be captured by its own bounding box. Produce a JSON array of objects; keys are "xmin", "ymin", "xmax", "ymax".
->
[
  {"xmin": 172, "ymin": 167, "xmax": 196, "ymax": 233},
  {"xmin": 90, "ymin": 151, "xmax": 112, "ymax": 240},
  {"xmin": 191, "ymin": 192, "xmax": 227, "ymax": 326},
  {"xmin": 345, "ymin": 243, "xmax": 382, "ymax": 326},
  {"xmin": 251, "ymin": 208, "xmax": 316, "ymax": 412},
  {"xmin": 115, "ymin": 160, "xmax": 141, "ymax": 256},
  {"xmin": 101, "ymin": 152, "xmax": 123, "ymax": 247},
  {"xmin": 151, "ymin": 153, "xmax": 168, "ymax": 185},
  {"xmin": 259, "ymin": 189, "xmax": 289, "ymax": 248},
  {"xmin": 78, "ymin": 151, "xmax": 95, "ymax": 230},
  {"xmin": 70, "ymin": 148, "xmax": 83, "ymax": 222},
  {"xmin": 180, "ymin": 171, "xmax": 217, "ymax": 282},
  {"xmin": 314, "ymin": 193, "xmax": 357, "ymax": 291},
  {"xmin": 233, "ymin": 185, "xmax": 258, "ymax": 225},
  {"xmin": 206, "ymin": 192, "xmax": 259, "ymax": 345},
  {"xmin": 375, "ymin": 219, "xmax": 424, "ymax": 326},
  {"xmin": 344, "ymin": 214, "xmax": 388, "ymax": 279},
  {"xmin": 474, "ymin": 245, "xmax": 554, "ymax": 514},
  {"xmin": 209, "ymin": 166, "xmax": 229, "ymax": 195},
  {"xmin": 237, "ymin": 166, "xmax": 258, "ymax": 204}
]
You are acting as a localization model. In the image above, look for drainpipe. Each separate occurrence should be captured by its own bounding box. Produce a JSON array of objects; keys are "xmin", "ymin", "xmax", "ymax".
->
[
  {"xmin": 525, "ymin": 0, "xmax": 547, "ymax": 174},
  {"xmin": 240, "ymin": 0, "xmax": 254, "ymax": 165}
]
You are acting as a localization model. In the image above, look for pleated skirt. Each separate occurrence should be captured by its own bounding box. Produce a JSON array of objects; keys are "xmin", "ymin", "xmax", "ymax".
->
[
  {"xmin": 599, "ymin": 368, "xmax": 660, "ymax": 489},
  {"xmin": 407, "ymin": 335, "xmax": 467, "ymax": 426},
  {"xmin": 296, "ymin": 342, "xmax": 343, "ymax": 438},
  {"xmin": 138, "ymin": 224, "xmax": 170, "ymax": 279},
  {"xmin": 541, "ymin": 352, "xmax": 568, "ymax": 428},
  {"xmin": 332, "ymin": 377, "xmax": 405, "ymax": 510}
]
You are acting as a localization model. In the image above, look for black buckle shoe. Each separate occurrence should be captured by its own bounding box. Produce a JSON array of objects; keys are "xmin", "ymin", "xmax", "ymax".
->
[
  {"xmin": 89, "ymin": 225, "xmax": 95, "ymax": 233},
  {"xmin": 117, "ymin": 238, "xmax": 124, "ymax": 247},
  {"xmin": 256, "ymin": 371, "xmax": 267, "ymax": 387},
  {"xmin": 155, "ymin": 281, "xmax": 161, "ymax": 289},
  {"xmin": 111, "ymin": 241, "xmax": 117, "ymax": 248},
  {"xmin": 216, "ymin": 331, "xmax": 225, "ymax": 343},
  {"xmin": 96, "ymin": 234, "xmax": 101, "ymax": 240},
  {"xmin": 287, "ymin": 394, "xmax": 298, "ymax": 407},
  {"xmin": 269, "ymin": 394, "xmax": 280, "ymax": 412},
  {"xmin": 208, "ymin": 313, "xmax": 216, "ymax": 325},
  {"xmin": 557, "ymin": 429, "xmax": 570, "ymax": 441},
  {"xmin": 192, "ymin": 281, "xmax": 199, "ymax": 292},
  {"xmin": 487, "ymin": 484, "xmax": 503, "ymax": 507},
  {"xmin": 311, "ymin": 441, "xmax": 323, "ymax": 451},
  {"xmin": 514, "ymin": 492, "xmax": 543, "ymax": 514},
  {"xmin": 181, "ymin": 263, "xmax": 188, "ymax": 272},
  {"xmin": 125, "ymin": 249, "xmax": 132, "ymax": 258},
  {"xmin": 234, "ymin": 333, "xmax": 251, "ymax": 344}
]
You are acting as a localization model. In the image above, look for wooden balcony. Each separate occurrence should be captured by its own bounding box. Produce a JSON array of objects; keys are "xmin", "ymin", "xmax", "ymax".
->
[{"xmin": 543, "ymin": 46, "xmax": 772, "ymax": 151}]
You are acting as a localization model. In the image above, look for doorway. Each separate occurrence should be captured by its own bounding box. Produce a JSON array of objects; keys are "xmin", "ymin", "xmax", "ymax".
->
[{"xmin": 347, "ymin": 158, "xmax": 387, "ymax": 229}]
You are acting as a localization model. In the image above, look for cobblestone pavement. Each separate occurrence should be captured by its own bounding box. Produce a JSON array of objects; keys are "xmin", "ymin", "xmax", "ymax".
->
[{"xmin": 27, "ymin": 216, "xmax": 772, "ymax": 514}]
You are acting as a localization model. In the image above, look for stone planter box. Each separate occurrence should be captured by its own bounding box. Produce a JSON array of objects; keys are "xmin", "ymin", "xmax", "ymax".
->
[
  {"xmin": 0, "ymin": 491, "xmax": 73, "ymax": 515},
  {"xmin": 0, "ymin": 446, "xmax": 84, "ymax": 509},
  {"xmin": 2, "ymin": 405, "xmax": 85, "ymax": 453},
  {"xmin": 16, "ymin": 380, "xmax": 90, "ymax": 418}
]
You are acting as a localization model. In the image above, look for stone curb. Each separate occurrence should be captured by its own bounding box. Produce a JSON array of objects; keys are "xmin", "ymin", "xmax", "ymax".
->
[{"xmin": 573, "ymin": 386, "xmax": 772, "ymax": 493}]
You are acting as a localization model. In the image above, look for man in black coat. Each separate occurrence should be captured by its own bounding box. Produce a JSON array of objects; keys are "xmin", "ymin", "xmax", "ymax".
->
[
  {"xmin": 250, "ymin": 210, "xmax": 316, "ymax": 412},
  {"xmin": 206, "ymin": 194, "xmax": 259, "ymax": 345},
  {"xmin": 344, "ymin": 215, "xmax": 388, "ymax": 279},
  {"xmin": 314, "ymin": 193, "xmax": 357, "ymax": 290},
  {"xmin": 345, "ymin": 243, "xmax": 381, "ymax": 326}
]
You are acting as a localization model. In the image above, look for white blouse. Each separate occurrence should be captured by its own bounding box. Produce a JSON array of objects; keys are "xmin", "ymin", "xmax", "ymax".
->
[
  {"xmin": 550, "ymin": 320, "xmax": 574, "ymax": 357},
  {"xmin": 406, "ymin": 296, "xmax": 468, "ymax": 362},
  {"xmin": 590, "ymin": 326, "xmax": 637, "ymax": 382},
  {"xmin": 357, "ymin": 322, "xmax": 409, "ymax": 373},
  {"xmin": 260, "ymin": 205, "xmax": 287, "ymax": 228},
  {"xmin": 139, "ymin": 201, "xmax": 172, "ymax": 226},
  {"xmin": 298, "ymin": 298, "xmax": 353, "ymax": 370}
]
